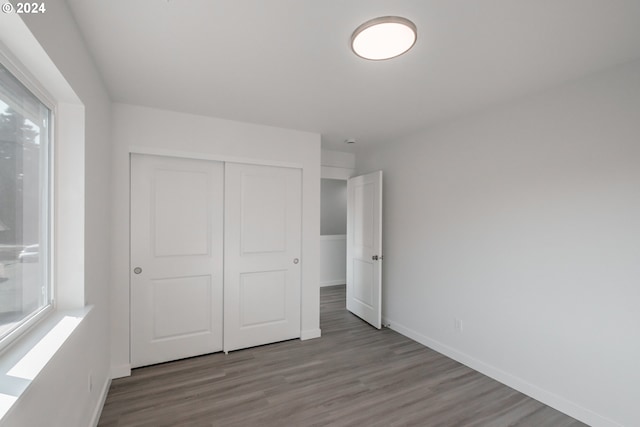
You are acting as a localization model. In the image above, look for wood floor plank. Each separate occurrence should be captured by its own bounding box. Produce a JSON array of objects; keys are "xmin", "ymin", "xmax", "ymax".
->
[{"xmin": 98, "ymin": 285, "xmax": 588, "ymax": 427}]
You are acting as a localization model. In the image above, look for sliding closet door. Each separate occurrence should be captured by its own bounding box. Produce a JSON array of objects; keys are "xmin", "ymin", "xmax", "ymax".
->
[
  {"xmin": 130, "ymin": 154, "xmax": 224, "ymax": 367},
  {"xmin": 224, "ymin": 163, "xmax": 302, "ymax": 353}
]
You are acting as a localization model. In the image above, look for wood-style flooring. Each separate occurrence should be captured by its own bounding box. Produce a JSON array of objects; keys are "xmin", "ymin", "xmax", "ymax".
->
[{"xmin": 98, "ymin": 285, "xmax": 588, "ymax": 427}]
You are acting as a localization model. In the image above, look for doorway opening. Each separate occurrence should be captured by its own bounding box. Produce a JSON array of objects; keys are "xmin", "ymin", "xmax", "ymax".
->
[{"xmin": 319, "ymin": 178, "xmax": 347, "ymax": 287}]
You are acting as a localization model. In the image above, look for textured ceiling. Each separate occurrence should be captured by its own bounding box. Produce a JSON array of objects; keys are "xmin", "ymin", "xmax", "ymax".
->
[{"xmin": 66, "ymin": 0, "xmax": 640, "ymax": 151}]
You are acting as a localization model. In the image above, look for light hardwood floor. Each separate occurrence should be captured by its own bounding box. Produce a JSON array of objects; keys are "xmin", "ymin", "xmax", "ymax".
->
[{"xmin": 98, "ymin": 285, "xmax": 587, "ymax": 427}]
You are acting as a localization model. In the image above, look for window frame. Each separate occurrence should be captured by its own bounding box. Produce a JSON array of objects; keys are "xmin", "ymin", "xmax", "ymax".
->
[{"xmin": 0, "ymin": 50, "xmax": 56, "ymax": 354}]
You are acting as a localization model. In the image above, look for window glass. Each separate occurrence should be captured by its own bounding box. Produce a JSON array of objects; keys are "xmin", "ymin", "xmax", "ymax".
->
[{"xmin": 0, "ymin": 63, "xmax": 51, "ymax": 343}]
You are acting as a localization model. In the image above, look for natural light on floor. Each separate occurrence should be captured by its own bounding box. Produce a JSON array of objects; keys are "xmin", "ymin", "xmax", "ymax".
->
[{"xmin": 0, "ymin": 312, "xmax": 86, "ymax": 420}]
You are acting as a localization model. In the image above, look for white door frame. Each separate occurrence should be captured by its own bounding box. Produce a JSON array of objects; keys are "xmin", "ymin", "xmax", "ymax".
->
[{"xmin": 130, "ymin": 146, "xmax": 303, "ymax": 170}]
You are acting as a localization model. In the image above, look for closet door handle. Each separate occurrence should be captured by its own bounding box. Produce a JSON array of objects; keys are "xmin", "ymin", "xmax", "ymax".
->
[{"xmin": 293, "ymin": 258, "xmax": 299, "ymax": 264}]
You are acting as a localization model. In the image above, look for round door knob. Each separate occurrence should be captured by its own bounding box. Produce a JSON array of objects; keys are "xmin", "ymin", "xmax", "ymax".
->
[
  {"xmin": 293, "ymin": 258, "xmax": 299, "ymax": 264},
  {"xmin": 133, "ymin": 267, "xmax": 142, "ymax": 274}
]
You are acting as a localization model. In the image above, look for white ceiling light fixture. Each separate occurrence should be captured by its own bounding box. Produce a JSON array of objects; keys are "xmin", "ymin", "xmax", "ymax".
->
[{"xmin": 351, "ymin": 16, "xmax": 417, "ymax": 61}]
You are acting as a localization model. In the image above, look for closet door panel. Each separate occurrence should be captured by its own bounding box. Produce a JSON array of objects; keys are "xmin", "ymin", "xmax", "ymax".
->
[
  {"xmin": 130, "ymin": 154, "xmax": 224, "ymax": 367},
  {"xmin": 224, "ymin": 163, "xmax": 302, "ymax": 352}
]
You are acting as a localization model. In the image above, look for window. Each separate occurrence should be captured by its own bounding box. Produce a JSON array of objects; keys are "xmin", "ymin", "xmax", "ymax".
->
[{"xmin": 0, "ymin": 62, "xmax": 52, "ymax": 348}]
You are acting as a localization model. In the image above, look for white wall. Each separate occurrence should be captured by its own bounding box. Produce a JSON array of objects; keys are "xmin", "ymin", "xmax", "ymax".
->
[
  {"xmin": 357, "ymin": 60, "xmax": 640, "ymax": 427},
  {"xmin": 110, "ymin": 103, "xmax": 321, "ymax": 376},
  {"xmin": 321, "ymin": 179, "xmax": 347, "ymax": 235},
  {"xmin": 321, "ymin": 149, "xmax": 355, "ymax": 179},
  {"xmin": 1, "ymin": 1, "xmax": 113, "ymax": 426},
  {"xmin": 320, "ymin": 179, "xmax": 347, "ymax": 286},
  {"xmin": 319, "ymin": 152, "xmax": 350, "ymax": 288},
  {"xmin": 320, "ymin": 235, "xmax": 346, "ymax": 287}
]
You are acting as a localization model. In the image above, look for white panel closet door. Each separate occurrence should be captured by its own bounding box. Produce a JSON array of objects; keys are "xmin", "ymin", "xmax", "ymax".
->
[
  {"xmin": 224, "ymin": 163, "xmax": 302, "ymax": 353},
  {"xmin": 130, "ymin": 154, "xmax": 224, "ymax": 367},
  {"xmin": 347, "ymin": 171, "xmax": 383, "ymax": 329}
]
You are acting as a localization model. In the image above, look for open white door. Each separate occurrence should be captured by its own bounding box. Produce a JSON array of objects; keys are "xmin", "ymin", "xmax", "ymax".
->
[
  {"xmin": 130, "ymin": 154, "xmax": 224, "ymax": 367},
  {"xmin": 347, "ymin": 171, "xmax": 382, "ymax": 329},
  {"xmin": 224, "ymin": 163, "xmax": 302, "ymax": 353}
]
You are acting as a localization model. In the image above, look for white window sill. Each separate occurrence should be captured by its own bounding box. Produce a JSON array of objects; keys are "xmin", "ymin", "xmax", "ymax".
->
[{"xmin": 0, "ymin": 305, "xmax": 92, "ymax": 421}]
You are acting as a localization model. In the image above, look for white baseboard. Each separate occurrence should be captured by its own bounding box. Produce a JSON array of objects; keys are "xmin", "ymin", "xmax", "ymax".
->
[
  {"xmin": 110, "ymin": 364, "xmax": 131, "ymax": 379},
  {"xmin": 90, "ymin": 376, "xmax": 112, "ymax": 427},
  {"xmin": 300, "ymin": 328, "xmax": 322, "ymax": 340},
  {"xmin": 382, "ymin": 316, "xmax": 621, "ymax": 427},
  {"xmin": 320, "ymin": 279, "xmax": 346, "ymax": 287}
]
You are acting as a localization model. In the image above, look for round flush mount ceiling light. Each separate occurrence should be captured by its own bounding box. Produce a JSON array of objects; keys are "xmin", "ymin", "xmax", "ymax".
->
[{"xmin": 351, "ymin": 16, "xmax": 417, "ymax": 60}]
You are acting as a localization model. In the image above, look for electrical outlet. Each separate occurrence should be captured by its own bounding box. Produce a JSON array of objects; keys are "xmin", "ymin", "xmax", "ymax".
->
[{"xmin": 454, "ymin": 318, "xmax": 463, "ymax": 333}]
